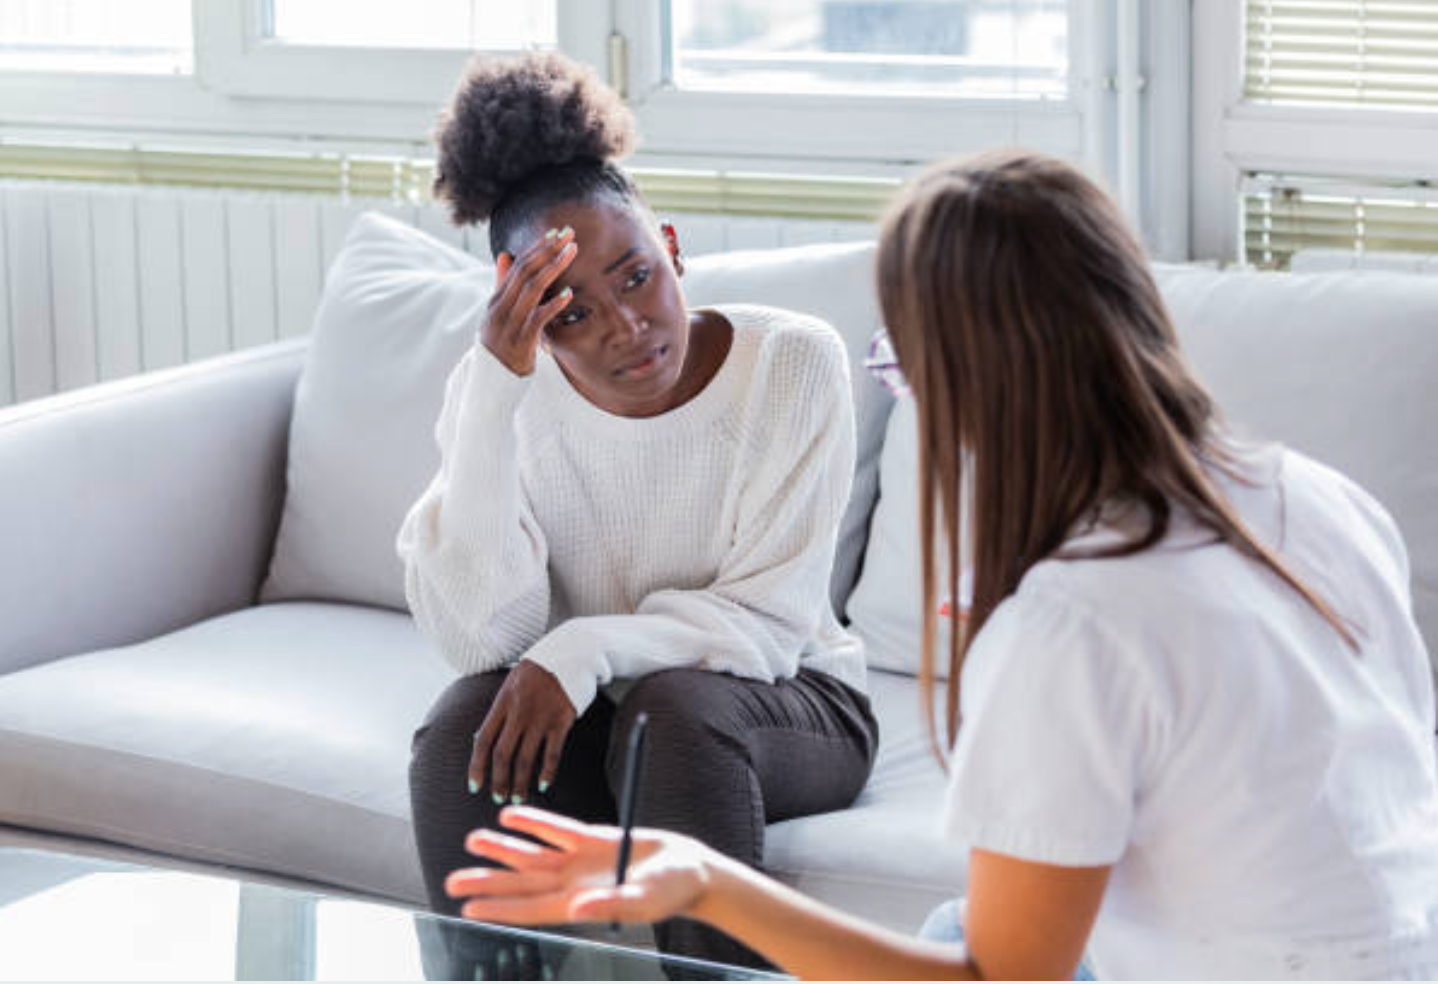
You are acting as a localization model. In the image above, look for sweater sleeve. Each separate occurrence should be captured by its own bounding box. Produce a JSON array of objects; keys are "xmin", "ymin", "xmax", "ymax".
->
[
  {"xmin": 521, "ymin": 330, "xmax": 855, "ymax": 714},
  {"xmin": 396, "ymin": 341, "xmax": 551, "ymax": 676}
]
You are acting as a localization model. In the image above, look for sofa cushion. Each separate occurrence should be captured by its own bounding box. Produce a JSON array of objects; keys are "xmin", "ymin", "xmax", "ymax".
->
[
  {"xmin": 767, "ymin": 666, "xmax": 965, "ymax": 932},
  {"xmin": 0, "ymin": 603, "xmax": 453, "ymax": 903},
  {"xmin": 262, "ymin": 214, "xmax": 892, "ymax": 621},
  {"xmin": 0, "ymin": 603, "xmax": 961, "ymax": 930},
  {"xmin": 846, "ymin": 266, "xmax": 1438, "ymax": 693}
]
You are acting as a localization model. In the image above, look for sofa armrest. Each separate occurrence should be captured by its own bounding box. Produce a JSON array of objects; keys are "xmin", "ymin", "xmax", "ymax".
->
[{"xmin": 0, "ymin": 339, "xmax": 307, "ymax": 676}]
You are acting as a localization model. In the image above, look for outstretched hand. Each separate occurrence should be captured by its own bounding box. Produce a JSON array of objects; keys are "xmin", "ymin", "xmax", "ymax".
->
[{"xmin": 445, "ymin": 807, "xmax": 713, "ymax": 927}]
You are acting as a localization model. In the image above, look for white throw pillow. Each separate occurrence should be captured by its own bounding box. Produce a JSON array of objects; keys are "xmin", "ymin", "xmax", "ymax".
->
[
  {"xmin": 844, "ymin": 397, "xmax": 957, "ymax": 676},
  {"xmin": 264, "ymin": 217, "xmax": 893, "ymax": 617},
  {"xmin": 262, "ymin": 213, "xmax": 493, "ymax": 608},
  {"xmin": 845, "ymin": 266, "xmax": 1438, "ymax": 691}
]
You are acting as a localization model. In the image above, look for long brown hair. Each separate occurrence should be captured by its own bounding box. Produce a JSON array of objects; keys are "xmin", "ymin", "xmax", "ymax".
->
[{"xmin": 876, "ymin": 150, "xmax": 1357, "ymax": 749}]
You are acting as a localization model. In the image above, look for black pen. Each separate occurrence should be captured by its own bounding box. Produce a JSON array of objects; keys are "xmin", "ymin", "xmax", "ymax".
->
[{"xmin": 614, "ymin": 711, "xmax": 649, "ymax": 902}]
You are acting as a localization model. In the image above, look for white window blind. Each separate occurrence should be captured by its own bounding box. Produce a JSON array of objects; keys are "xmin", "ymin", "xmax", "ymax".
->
[
  {"xmin": 1236, "ymin": 2, "xmax": 1438, "ymax": 268},
  {"xmin": 1242, "ymin": 174, "xmax": 1438, "ymax": 269},
  {"xmin": 0, "ymin": 142, "xmax": 899, "ymax": 220},
  {"xmin": 1244, "ymin": 0, "xmax": 1438, "ymax": 111}
]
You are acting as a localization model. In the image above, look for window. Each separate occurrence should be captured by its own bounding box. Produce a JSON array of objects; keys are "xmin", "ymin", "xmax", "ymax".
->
[
  {"xmin": 196, "ymin": 0, "xmax": 579, "ymax": 104},
  {"xmin": 669, "ymin": 0, "xmax": 1069, "ymax": 99},
  {"xmin": 1192, "ymin": 0, "xmax": 1438, "ymax": 265},
  {"xmin": 614, "ymin": 0, "xmax": 1097, "ymax": 175},
  {"xmin": 269, "ymin": 0, "xmax": 556, "ymax": 51},
  {"xmin": 0, "ymin": 0, "xmax": 1134, "ymax": 210},
  {"xmin": 0, "ymin": 0, "xmax": 191, "ymax": 74}
]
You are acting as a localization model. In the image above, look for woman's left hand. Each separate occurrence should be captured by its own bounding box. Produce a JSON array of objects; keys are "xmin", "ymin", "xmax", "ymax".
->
[{"xmin": 446, "ymin": 807, "xmax": 713, "ymax": 926}]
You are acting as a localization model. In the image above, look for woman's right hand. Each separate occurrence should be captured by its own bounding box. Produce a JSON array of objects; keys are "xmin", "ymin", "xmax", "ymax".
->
[
  {"xmin": 481, "ymin": 227, "xmax": 578, "ymax": 376},
  {"xmin": 445, "ymin": 807, "xmax": 715, "ymax": 927}
]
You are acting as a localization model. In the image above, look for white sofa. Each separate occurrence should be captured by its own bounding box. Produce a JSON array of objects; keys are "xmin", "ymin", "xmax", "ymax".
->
[{"xmin": 1, "ymin": 214, "xmax": 1435, "ymax": 938}]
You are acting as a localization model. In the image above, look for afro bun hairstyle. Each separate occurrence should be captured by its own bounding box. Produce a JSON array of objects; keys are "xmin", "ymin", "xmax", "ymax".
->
[{"xmin": 433, "ymin": 50, "xmax": 639, "ymax": 228}]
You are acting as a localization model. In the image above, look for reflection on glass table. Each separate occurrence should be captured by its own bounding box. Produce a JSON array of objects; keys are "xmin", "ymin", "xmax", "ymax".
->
[{"xmin": 0, "ymin": 847, "xmax": 786, "ymax": 981}]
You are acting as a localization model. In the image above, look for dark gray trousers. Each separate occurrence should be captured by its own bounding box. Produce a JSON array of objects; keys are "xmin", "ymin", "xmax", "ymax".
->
[{"xmin": 409, "ymin": 665, "xmax": 879, "ymax": 971}]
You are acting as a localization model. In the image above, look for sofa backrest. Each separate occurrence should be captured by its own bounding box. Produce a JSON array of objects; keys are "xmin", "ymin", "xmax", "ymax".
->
[
  {"xmin": 263, "ymin": 212, "xmax": 1438, "ymax": 694},
  {"xmin": 845, "ymin": 264, "xmax": 1438, "ymax": 694},
  {"xmin": 1162, "ymin": 265, "xmax": 1438, "ymax": 686},
  {"xmin": 0, "ymin": 341, "xmax": 303, "ymax": 675}
]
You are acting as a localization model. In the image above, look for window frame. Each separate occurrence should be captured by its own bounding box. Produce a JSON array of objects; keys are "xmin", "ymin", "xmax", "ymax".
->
[{"xmin": 1191, "ymin": 0, "xmax": 1438, "ymax": 264}]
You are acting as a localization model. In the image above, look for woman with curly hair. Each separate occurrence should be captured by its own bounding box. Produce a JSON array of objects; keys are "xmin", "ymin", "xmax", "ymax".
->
[
  {"xmin": 397, "ymin": 51, "xmax": 877, "ymax": 969},
  {"xmin": 442, "ymin": 151, "xmax": 1438, "ymax": 979}
]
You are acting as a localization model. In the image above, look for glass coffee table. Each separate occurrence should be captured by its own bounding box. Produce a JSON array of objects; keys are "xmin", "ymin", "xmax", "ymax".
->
[{"xmin": 0, "ymin": 847, "xmax": 784, "ymax": 980}]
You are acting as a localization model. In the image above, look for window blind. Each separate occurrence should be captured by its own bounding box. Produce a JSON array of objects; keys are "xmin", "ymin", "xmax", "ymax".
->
[
  {"xmin": 0, "ymin": 143, "xmax": 899, "ymax": 220},
  {"xmin": 0, "ymin": 143, "xmax": 433, "ymax": 197},
  {"xmin": 1244, "ymin": 0, "xmax": 1438, "ymax": 110},
  {"xmin": 1242, "ymin": 173, "xmax": 1438, "ymax": 269}
]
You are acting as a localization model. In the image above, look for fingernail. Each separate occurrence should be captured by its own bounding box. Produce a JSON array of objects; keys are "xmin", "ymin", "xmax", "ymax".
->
[
  {"xmin": 561, "ymin": 241, "xmax": 576, "ymax": 256},
  {"xmin": 559, "ymin": 286, "xmax": 572, "ymax": 299},
  {"xmin": 510, "ymin": 794, "xmax": 525, "ymax": 806},
  {"xmin": 491, "ymin": 793, "xmax": 505, "ymax": 806},
  {"xmin": 559, "ymin": 226, "xmax": 573, "ymax": 239},
  {"xmin": 538, "ymin": 779, "xmax": 551, "ymax": 794},
  {"xmin": 545, "ymin": 228, "xmax": 558, "ymax": 240},
  {"xmin": 467, "ymin": 778, "xmax": 479, "ymax": 795}
]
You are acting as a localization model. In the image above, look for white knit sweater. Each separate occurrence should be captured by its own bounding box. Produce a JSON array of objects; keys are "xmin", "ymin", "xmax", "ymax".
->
[{"xmin": 396, "ymin": 303, "xmax": 867, "ymax": 715}]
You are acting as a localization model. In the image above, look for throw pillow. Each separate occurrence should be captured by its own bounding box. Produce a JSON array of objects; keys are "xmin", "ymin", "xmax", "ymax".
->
[
  {"xmin": 844, "ymin": 396, "xmax": 960, "ymax": 676},
  {"xmin": 261, "ymin": 212, "xmax": 492, "ymax": 607}
]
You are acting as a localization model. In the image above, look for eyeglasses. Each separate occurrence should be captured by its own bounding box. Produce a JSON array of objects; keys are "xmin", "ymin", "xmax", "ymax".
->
[{"xmin": 863, "ymin": 329, "xmax": 909, "ymax": 397}]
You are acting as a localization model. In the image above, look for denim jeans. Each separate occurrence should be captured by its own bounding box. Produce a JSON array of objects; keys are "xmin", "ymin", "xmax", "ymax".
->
[{"xmin": 919, "ymin": 899, "xmax": 1097, "ymax": 980}]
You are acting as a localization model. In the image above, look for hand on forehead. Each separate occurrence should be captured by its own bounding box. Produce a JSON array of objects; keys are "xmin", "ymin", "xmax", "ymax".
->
[{"xmin": 503, "ymin": 200, "xmax": 672, "ymax": 286}]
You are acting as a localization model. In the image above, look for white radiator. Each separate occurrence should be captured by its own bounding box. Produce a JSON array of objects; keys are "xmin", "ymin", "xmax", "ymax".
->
[{"xmin": 0, "ymin": 180, "xmax": 875, "ymax": 408}]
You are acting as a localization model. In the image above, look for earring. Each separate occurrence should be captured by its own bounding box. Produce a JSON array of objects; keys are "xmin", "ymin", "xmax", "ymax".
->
[{"xmin": 660, "ymin": 222, "xmax": 682, "ymax": 263}]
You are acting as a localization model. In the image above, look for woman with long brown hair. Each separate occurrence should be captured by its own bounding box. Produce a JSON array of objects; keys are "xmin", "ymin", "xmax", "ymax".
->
[{"xmin": 439, "ymin": 150, "xmax": 1438, "ymax": 979}]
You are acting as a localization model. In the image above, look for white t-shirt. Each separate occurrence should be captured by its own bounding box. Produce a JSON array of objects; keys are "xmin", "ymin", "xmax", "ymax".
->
[{"xmin": 942, "ymin": 444, "xmax": 1438, "ymax": 980}]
